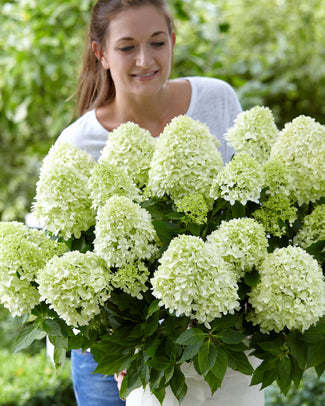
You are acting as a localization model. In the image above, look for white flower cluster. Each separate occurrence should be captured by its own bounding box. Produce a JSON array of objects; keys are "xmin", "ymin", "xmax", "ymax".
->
[
  {"xmin": 148, "ymin": 115, "xmax": 223, "ymax": 201},
  {"xmin": 37, "ymin": 251, "xmax": 112, "ymax": 327},
  {"xmin": 99, "ymin": 122, "xmax": 155, "ymax": 187},
  {"xmin": 94, "ymin": 195, "xmax": 158, "ymax": 268},
  {"xmin": 88, "ymin": 162, "xmax": 141, "ymax": 209},
  {"xmin": 226, "ymin": 106, "xmax": 278, "ymax": 163},
  {"xmin": 210, "ymin": 153, "xmax": 264, "ymax": 205},
  {"xmin": 33, "ymin": 142, "xmax": 96, "ymax": 239},
  {"xmin": 294, "ymin": 204, "xmax": 325, "ymax": 249},
  {"xmin": 262, "ymin": 160, "xmax": 291, "ymax": 196},
  {"xmin": 248, "ymin": 246, "xmax": 325, "ymax": 333},
  {"xmin": 151, "ymin": 235, "xmax": 240, "ymax": 328},
  {"xmin": 0, "ymin": 222, "xmax": 67, "ymax": 316},
  {"xmin": 206, "ymin": 218, "xmax": 268, "ymax": 278},
  {"xmin": 270, "ymin": 115, "xmax": 325, "ymax": 205},
  {"xmin": 112, "ymin": 260, "xmax": 149, "ymax": 299},
  {"xmin": 175, "ymin": 194, "xmax": 209, "ymax": 225}
]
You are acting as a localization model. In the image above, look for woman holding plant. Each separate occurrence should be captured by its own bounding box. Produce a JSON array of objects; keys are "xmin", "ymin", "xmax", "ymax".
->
[{"xmin": 55, "ymin": 0, "xmax": 264, "ymax": 405}]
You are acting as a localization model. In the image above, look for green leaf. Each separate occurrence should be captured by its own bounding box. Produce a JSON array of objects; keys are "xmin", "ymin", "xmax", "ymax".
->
[
  {"xmin": 210, "ymin": 347, "xmax": 228, "ymax": 382},
  {"xmin": 210, "ymin": 313, "xmax": 241, "ymax": 332},
  {"xmin": 258, "ymin": 341, "xmax": 283, "ymax": 356},
  {"xmin": 165, "ymin": 315, "xmax": 189, "ymax": 340},
  {"xmin": 231, "ymin": 201, "xmax": 246, "ymax": 218},
  {"xmin": 164, "ymin": 364, "xmax": 175, "ymax": 384},
  {"xmin": 204, "ymin": 370, "xmax": 222, "ymax": 395},
  {"xmin": 15, "ymin": 322, "xmax": 47, "ymax": 353},
  {"xmin": 198, "ymin": 341, "xmax": 219, "ymax": 375},
  {"xmin": 147, "ymin": 356, "xmax": 171, "ymax": 371},
  {"xmin": 243, "ymin": 268, "xmax": 260, "ymax": 287},
  {"xmin": 226, "ymin": 350, "xmax": 254, "ymax": 375},
  {"xmin": 175, "ymin": 327, "xmax": 207, "ymax": 345},
  {"xmin": 307, "ymin": 340, "xmax": 325, "ymax": 368},
  {"xmin": 41, "ymin": 319, "xmax": 63, "ymax": 337},
  {"xmin": 144, "ymin": 311, "xmax": 159, "ymax": 337},
  {"xmin": 94, "ymin": 353, "xmax": 133, "ymax": 375},
  {"xmin": 170, "ymin": 367, "xmax": 187, "ymax": 402},
  {"xmin": 120, "ymin": 359, "xmax": 142, "ymax": 399},
  {"xmin": 277, "ymin": 356, "xmax": 292, "ymax": 395},
  {"xmin": 179, "ymin": 343, "xmax": 202, "ymax": 362},
  {"xmin": 146, "ymin": 300, "xmax": 160, "ymax": 319},
  {"xmin": 286, "ymin": 331, "xmax": 308, "ymax": 370},
  {"xmin": 217, "ymin": 329, "xmax": 245, "ymax": 344}
]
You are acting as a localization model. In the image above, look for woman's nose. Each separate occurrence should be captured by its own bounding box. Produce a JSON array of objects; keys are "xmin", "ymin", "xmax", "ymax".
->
[{"xmin": 136, "ymin": 45, "xmax": 153, "ymax": 68}]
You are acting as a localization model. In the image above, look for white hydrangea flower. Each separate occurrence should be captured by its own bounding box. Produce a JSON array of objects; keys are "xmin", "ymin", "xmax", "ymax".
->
[
  {"xmin": 248, "ymin": 246, "xmax": 325, "ymax": 333},
  {"xmin": 225, "ymin": 106, "xmax": 278, "ymax": 163},
  {"xmin": 270, "ymin": 115, "xmax": 325, "ymax": 205},
  {"xmin": 33, "ymin": 142, "xmax": 96, "ymax": 240},
  {"xmin": 210, "ymin": 153, "xmax": 264, "ymax": 205},
  {"xmin": 0, "ymin": 222, "xmax": 67, "ymax": 316},
  {"xmin": 99, "ymin": 122, "xmax": 156, "ymax": 187},
  {"xmin": 37, "ymin": 251, "xmax": 112, "ymax": 327},
  {"xmin": 88, "ymin": 162, "xmax": 142, "ymax": 209},
  {"xmin": 151, "ymin": 235, "xmax": 240, "ymax": 328},
  {"xmin": 112, "ymin": 260, "xmax": 149, "ymax": 299},
  {"xmin": 148, "ymin": 115, "xmax": 223, "ymax": 201},
  {"xmin": 94, "ymin": 195, "xmax": 159, "ymax": 268},
  {"xmin": 294, "ymin": 204, "xmax": 325, "ymax": 249},
  {"xmin": 206, "ymin": 218, "xmax": 268, "ymax": 278},
  {"xmin": 262, "ymin": 159, "xmax": 291, "ymax": 196}
]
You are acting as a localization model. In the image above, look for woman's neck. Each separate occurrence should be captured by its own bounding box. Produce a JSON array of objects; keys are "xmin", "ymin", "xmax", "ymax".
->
[{"xmin": 96, "ymin": 79, "xmax": 191, "ymax": 137}]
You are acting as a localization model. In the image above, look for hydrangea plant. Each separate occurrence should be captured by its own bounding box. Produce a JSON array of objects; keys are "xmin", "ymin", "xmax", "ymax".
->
[{"xmin": 2, "ymin": 110, "xmax": 325, "ymax": 403}]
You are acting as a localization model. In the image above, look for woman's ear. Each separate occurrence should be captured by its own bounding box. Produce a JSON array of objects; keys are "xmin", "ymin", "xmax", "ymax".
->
[{"xmin": 92, "ymin": 41, "xmax": 110, "ymax": 70}]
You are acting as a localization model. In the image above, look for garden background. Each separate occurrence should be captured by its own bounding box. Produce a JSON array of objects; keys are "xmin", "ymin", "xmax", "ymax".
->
[{"xmin": 1, "ymin": 0, "xmax": 325, "ymax": 404}]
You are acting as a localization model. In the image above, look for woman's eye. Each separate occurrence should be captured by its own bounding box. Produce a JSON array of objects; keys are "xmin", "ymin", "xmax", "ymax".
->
[
  {"xmin": 119, "ymin": 46, "xmax": 134, "ymax": 52},
  {"xmin": 152, "ymin": 41, "xmax": 165, "ymax": 48}
]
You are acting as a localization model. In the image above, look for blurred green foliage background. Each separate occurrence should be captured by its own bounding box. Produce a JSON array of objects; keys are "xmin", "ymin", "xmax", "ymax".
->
[{"xmin": 1, "ymin": 0, "xmax": 325, "ymax": 222}]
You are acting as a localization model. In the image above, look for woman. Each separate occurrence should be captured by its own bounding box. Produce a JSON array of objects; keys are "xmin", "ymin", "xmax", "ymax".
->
[{"xmin": 56, "ymin": 1, "xmax": 263, "ymax": 405}]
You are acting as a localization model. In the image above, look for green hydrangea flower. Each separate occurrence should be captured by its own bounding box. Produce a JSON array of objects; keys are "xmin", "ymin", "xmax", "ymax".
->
[
  {"xmin": 151, "ymin": 235, "xmax": 240, "ymax": 328},
  {"xmin": 94, "ymin": 195, "xmax": 159, "ymax": 268},
  {"xmin": 175, "ymin": 194, "xmax": 209, "ymax": 225},
  {"xmin": 225, "ymin": 106, "xmax": 278, "ymax": 163},
  {"xmin": 0, "ymin": 222, "xmax": 67, "ymax": 316},
  {"xmin": 270, "ymin": 115, "xmax": 325, "ymax": 205},
  {"xmin": 112, "ymin": 260, "xmax": 149, "ymax": 299},
  {"xmin": 294, "ymin": 204, "xmax": 325, "ymax": 249},
  {"xmin": 33, "ymin": 142, "xmax": 96, "ymax": 240},
  {"xmin": 262, "ymin": 159, "xmax": 291, "ymax": 196},
  {"xmin": 206, "ymin": 218, "xmax": 268, "ymax": 277},
  {"xmin": 37, "ymin": 251, "xmax": 112, "ymax": 327},
  {"xmin": 253, "ymin": 194, "xmax": 297, "ymax": 237},
  {"xmin": 99, "ymin": 122, "xmax": 155, "ymax": 188},
  {"xmin": 148, "ymin": 115, "xmax": 223, "ymax": 201},
  {"xmin": 210, "ymin": 153, "xmax": 264, "ymax": 205},
  {"xmin": 248, "ymin": 246, "xmax": 325, "ymax": 333},
  {"xmin": 88, "ymin": 162, "xmax": 141, "ymax": 209}
]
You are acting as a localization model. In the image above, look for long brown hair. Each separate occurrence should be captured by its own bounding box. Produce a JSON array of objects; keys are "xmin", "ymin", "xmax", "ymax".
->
[{"xmin": 74, "ymin": 0, "xmax": 174, "ymax": 117}]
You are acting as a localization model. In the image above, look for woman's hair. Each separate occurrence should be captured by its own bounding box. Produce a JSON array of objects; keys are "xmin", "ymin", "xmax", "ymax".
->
[{"xmin": 74, "ymin": 0, "xmax": 174, "ymax": 117}]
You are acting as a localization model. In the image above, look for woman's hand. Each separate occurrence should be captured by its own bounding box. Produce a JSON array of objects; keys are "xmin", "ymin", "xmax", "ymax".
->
[{"xmin": 114, "ymin": 370, "xmax": 127, "ymax": 391}]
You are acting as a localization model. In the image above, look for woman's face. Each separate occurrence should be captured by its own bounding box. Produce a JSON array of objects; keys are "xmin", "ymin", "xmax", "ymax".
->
[{"xmin": 94, "ymin": 5, "xmax": 175, "ymax": 99}]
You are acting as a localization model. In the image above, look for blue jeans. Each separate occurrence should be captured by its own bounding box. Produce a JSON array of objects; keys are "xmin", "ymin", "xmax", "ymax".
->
[{"xmin": 71, "ymin": 350, "xmax": 125, "ymax": 406}]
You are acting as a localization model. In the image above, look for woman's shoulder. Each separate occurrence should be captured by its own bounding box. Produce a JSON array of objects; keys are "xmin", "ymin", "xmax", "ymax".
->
[
  {"xmin": 186, "ymin": 76, "xmax": 238, "ymax": 99},
  {"xmin": 56, "ymin": 110, "xmax": 109, "ymax": 162}
]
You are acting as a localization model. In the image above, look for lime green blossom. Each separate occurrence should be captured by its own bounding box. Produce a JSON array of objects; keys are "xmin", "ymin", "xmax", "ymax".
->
[
  {"xmin": 112, "ymin": 260, "xmax": 149, "ymax": 299},
  {"xmin": 94, "ymin": 196, "xmax": 159, "ymax": 268},
  {"xmin": 151, "ymin": 235, "xmax": 240, "ymax": 328},
  {"xmin": 226, "ymin": 106, "xmax": 278, "ymax": 163},
  {"xmin": 99, "ymin": 122, "xmax": 155, "ymax": 187},
  {"xmin": 210, "ymin": 153, "xmax": 264, "ymax": 205},
  {"xmin": 262, "ymin": 160, "xmax": 291, "ymax": 196},
  {"xmin": 175, "ymin": 194, "xmax": 209, "ymax": 225},
  {"xmin": 248, "ymin": 246, "xmax": 325, "ymax": 333},
  {"xmin": 206, "ymin": 218, "xmax": 268, "ymax": 277},
  {"xmin": 37, "ymin": 251, "xmax": 112, "ymax": 327},
  {"xmin": 33, "ymin": 142, "xmax": 96, "ymax": 240},
  {"xmin": 0, "ymin": 222, "xmax": 67, "ymax": 316},
  {"xmin": 270, "ymin": 115, "xmax": 325, "ymax": 205},
  {"xmin": 88, "ymin": 162, "xmax": 141, "ymax": 209},
  {"xmin": 148, "ymin": 115, "xmax": 223, "ymax": 201},
  {"xmin": 294, "ymin": 204, "xmax": 325, "ymax": 249},
  {"xmin": 253, "ymin": 194, "xmax": 297, "ymax": 237}
]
